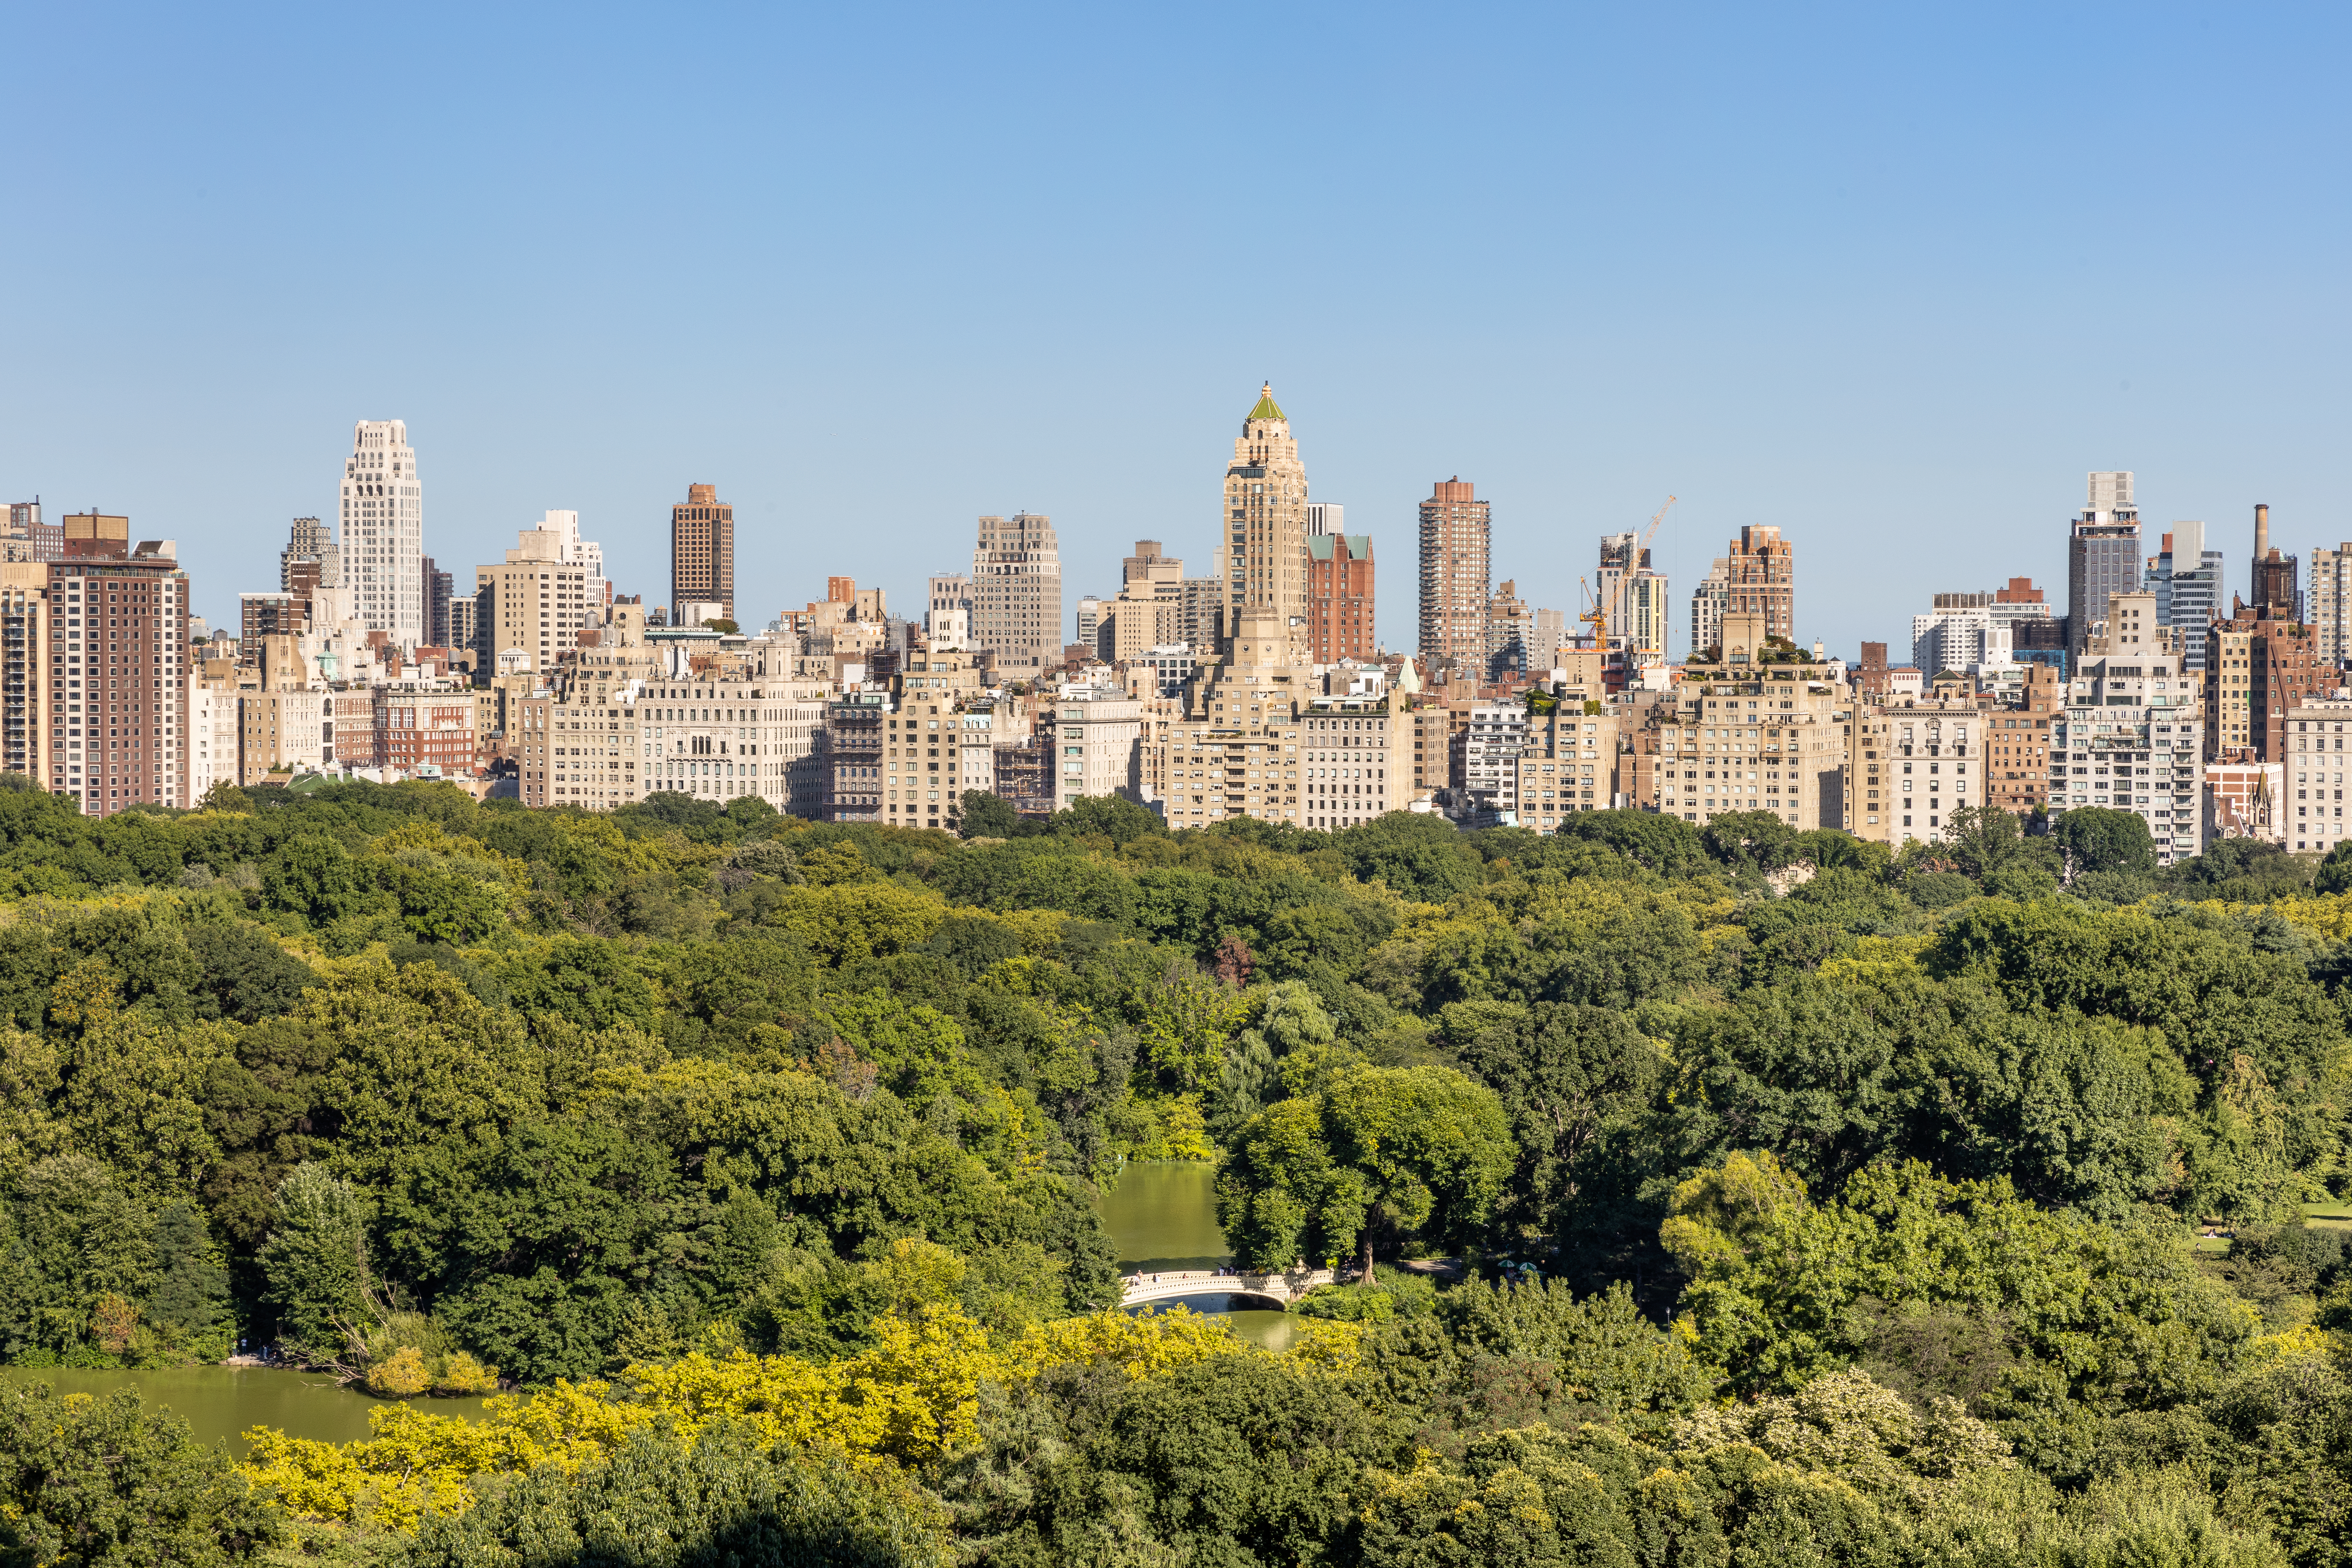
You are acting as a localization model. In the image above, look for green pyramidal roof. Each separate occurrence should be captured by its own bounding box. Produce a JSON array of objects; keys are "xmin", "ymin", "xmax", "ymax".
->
[{"xmin": 1247, "ymin": 382, "xmax": 1286, "ymax": 421}]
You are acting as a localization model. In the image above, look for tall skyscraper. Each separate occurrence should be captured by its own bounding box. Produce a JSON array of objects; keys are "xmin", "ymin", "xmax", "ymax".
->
[
  {"xmin": 338, "ymin": 420, "xmax": 424, "ymax": 645},
  {"xmin": 1726, "ymin": 525, "xmax": 1795, "ymax": 645},
  {"xmin": 1418, "ymin": 477, "xmax": 1490, "ymax": 670},
  {"xmin": 2066, "ymin": 470, "xmax": 2140, "ymax": 657},
  {"xmin": 1306, "ymin": 502, "xmax": 1344, "ymax": 538},
  {"xmin": 971, "ymin": 512, "xmax": 1062, "ymax": 671},
  {"xmin": 671, "ymin": 484, "xmax": 735, "ymax": 623},
  {"xmin": 1223, "ymin": 384, "xmax": 1311, "ymax": 654}
]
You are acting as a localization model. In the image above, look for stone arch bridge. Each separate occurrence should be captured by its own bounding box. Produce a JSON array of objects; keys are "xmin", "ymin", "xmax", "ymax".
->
[{"xmin": 1120, "ymin": 1267, "xmax": 1336, "ymax": 1309}]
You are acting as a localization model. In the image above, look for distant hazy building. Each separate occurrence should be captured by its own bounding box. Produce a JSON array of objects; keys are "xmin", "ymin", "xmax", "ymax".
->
[
  {"xmin": 1306, "ymin": 501, "xmax": 1344, "ymax": 538},
  {"xmin": 1911, "ymin": 595, "xmax": 2015, "ymax": 676},
  {"xmin": 4, "ymin": 499, "xmax": 59, "ymax": 564}
]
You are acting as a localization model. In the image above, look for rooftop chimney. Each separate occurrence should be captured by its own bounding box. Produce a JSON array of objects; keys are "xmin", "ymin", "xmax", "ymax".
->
[{"xmin": 2255, "ymin": 502, "xmax": 2270, "ymax": 564}]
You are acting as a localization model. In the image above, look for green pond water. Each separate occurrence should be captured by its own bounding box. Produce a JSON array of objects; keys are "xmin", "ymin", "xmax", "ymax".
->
[
  {"xmin": 1094, "ymin": 1160, "xmax": 1297, "ymax": 1352},
  {"xmin": 0, "ymin": 1161, "xmax": 1274, "ymax": 1449},
  {"xmin": 0, "ymin": 1363, "xmax": 492, "ymax": 1451}
]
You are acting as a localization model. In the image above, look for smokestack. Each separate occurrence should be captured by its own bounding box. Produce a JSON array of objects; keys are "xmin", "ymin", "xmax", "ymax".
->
[{"xmin": 2255, "ymin": 502, "xmax": 2270, "ymax": 564}]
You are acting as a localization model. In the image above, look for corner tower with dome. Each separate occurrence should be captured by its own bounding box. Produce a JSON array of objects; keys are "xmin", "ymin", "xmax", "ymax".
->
[{"xmin": 1221, "ymin": 383, "xmax": 1311, "ymax": 657}]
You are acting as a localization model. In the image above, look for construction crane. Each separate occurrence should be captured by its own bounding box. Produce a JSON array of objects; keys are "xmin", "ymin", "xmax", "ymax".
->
[{"xmin": 1579, "ymin": 495, "xmax": 1677, "ymax": 648}]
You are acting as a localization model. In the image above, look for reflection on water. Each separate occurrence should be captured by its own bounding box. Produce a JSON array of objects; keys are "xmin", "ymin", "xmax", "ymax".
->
[
  {"xmin": 0, "ymin": 1364, "xmax": 491, "ymax": 1452},
  {"xmin": 1100, "ymin": 1162, "xmax": 1307, "ymax": 1348},
  {"xmin": 1096, "ymin": 1160, "xmax": 1230, "ymax": 1272},
  {"xmin": 1128, "ymin": 1298, "xmax": 1299, "ymax": 1353}
]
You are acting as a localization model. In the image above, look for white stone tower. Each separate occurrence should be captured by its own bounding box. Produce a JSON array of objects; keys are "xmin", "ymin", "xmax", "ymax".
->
[{"xmin": 338, "ymin": 420, "xmax": 424, "ymax": 645}]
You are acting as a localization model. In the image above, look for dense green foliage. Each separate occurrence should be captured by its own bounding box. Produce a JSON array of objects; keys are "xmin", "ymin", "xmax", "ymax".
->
[
  {"xmin": 0, "ymin": 1381, "xmax": 280, "ymax": 1567},
  {"xmin": 3, "ymin": 778, "xmax": 2352, "ymax": 1564}
]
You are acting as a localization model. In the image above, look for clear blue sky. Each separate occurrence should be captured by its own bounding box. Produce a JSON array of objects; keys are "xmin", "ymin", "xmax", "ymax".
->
[{"xmin": 4, "ymin": 2, "xmax": 2346, "ymax": 659}]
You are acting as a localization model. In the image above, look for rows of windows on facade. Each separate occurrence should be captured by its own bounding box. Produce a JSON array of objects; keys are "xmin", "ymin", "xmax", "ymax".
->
[{"xmin": 14, "ymin": 412, "xmax": 2352, "ymax": 856}]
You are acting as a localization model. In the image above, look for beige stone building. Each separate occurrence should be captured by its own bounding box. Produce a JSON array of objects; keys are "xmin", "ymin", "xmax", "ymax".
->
[
  {"xmin": 1110, "ymin": 541, "xmax": 1187, "ymax": 664},
  {"xmin": 1299, "ymin": 685, "xmax": 1416, "ymax": 830},
  {"xmin": 522, "ymin": 676, "xmax": 803, "ymax": 813},
  {"xmin": 1847, "ymin": 700, "xmax": 1985, "ymax": 848},
  {"xmin": 2280, "ymin": 698, "xmax": 2352, "ymax": 852},
  {"xmin": 1151, "ymin": 607, "xmax": 1312, "ymax": 827},
  {"xmin": 880, "ymin": 644, "xmax": 988, "ymax": 831},
  {"xmin": 1223, "ymin": 385, "xmax": 1311, "ymax": 657},
  {"xmin": 972, "ymin": 513, "xmax": 1061, "ymax": 673},
  {"xmin": 1046, "ymin": 688, "xmax": 1143, "ymax": 810},
  {"xmin": 1644, "ymin": 615, "xmax": 1849, "ymax": 827},
  {"xmin": 236, "ymin": 691, "xmax": 326, "ymax": 784},
  {"xmin": 1508, "ymin": 704, "xmax": 1622, "ymax": 830},
  {"xmin": 476, "ymin": 528, "xmax": 592, "ymax": 680}
]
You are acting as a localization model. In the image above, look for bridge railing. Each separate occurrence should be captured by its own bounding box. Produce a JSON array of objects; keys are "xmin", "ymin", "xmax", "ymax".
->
[{"xmin": 1118, "ymin": 1267, "xmax": 1338, "ymax": 1305}]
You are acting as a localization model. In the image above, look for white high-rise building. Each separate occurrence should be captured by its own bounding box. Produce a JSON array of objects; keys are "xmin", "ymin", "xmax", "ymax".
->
[
  {"xmin": 1306, "ymin": 502, "xmax": 1344, "ymax": 538},
  {"xmin": 530, "ymin": 510, "xmax": 607, "ymax": 623},
  {"xmin": 338, "ymin": 420, "xmax": 424, "ymax": 645}
]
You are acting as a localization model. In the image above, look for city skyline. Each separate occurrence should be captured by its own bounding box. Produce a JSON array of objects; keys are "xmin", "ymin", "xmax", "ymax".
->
[{"xmin": 7, "ymin": 6, "xmax": 2350, "ymax": 660}]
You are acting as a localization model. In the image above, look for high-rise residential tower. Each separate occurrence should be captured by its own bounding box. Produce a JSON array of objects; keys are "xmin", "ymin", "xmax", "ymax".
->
[
  {"xmin": 671, "ymin": 484, "xmax": 735, "ymax": 623},
  {"xmin": 2066, "ymin": 470, "xmax": 2140, "ymax": 657},
  {"xmin": 41, "ymin": 516, "xmax": 189, "ymax": 813},
  {"xmin": 1223, "ymin": 384, "xmax": 1311, "ymax": 654},
  {"xmin": 338, "ymin": 420, "xmax": 424, "ymax": 644},
  {"xmin": 971, "ymin": 512, "xmax": 1061, "ymax": 672},
  {"xmin": 1418, "ymin": 477, "xmax": 1490, "ymax": 671}
]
